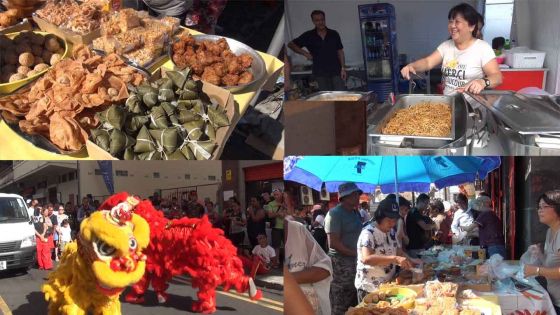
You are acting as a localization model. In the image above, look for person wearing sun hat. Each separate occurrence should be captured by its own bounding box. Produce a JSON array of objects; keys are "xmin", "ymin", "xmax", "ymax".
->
[
  {"xmin": 325, "ymin": 182, "xmax": 364, "ymax": 315},
  {"xmin": 355, "ymin": 197, "xmax": 421, "ymax": 303}
]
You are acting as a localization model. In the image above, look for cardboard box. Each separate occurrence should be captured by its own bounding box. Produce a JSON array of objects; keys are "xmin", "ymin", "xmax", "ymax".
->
[
  {"xmin": 33, "ymin": 15, "xmax": 101, "ymax": 45},
  {"xmin": 87, "ymin": 68, "xmax": 239, "ymax": 160}
]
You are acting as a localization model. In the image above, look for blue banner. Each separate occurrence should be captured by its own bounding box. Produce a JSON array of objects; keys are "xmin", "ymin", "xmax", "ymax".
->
[{"xmin": 97, "ymin": 161, "xmax": 114, "ymax": 195}]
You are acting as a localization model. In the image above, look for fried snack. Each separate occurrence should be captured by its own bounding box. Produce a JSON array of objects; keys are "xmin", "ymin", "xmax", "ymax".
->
[
  {"xmin": 36, "ymin": 0, "xmax": 105, "ymax": 35},
  {"xmin": 459, "ymin": 310, "xmax": 481, "ymax": 315},
  {"xmin": 345, "ymin": 305, "xmax": 408, "ymax": 315},
  {"xmin": 0, "ymin": 32, "xmax": 66, "ymax": 83},
  {"xmin": 425, "ymin": 281, "xmax": 459, "ymax": 300},
  {"xmin": 171, "ymin": 34, "xmax": 255, "ymax": 87},
  {"xmin": 0, "ymin": 45, "xmax": 145, "ymax": 151},
  {"xmin": 381, "ymin": 102, "xmax": 452, "ymax": 137}
]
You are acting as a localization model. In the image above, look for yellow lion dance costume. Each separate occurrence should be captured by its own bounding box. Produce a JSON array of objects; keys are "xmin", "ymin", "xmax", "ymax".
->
[{"xmin": 42, "ymin": 195, "xmax": 150, "ymax": 315}]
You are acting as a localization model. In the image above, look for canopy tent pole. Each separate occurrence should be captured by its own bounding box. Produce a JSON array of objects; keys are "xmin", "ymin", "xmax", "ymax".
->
[{"xmin": 394, "ymin": 156, "xmax": 399, "ymax": 206}]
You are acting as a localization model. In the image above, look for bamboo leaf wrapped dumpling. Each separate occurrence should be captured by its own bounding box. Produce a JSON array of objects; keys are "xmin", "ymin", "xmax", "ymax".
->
[
  {"xmin": 123, "ymin": 147, "xmax": 136, "ymax": 160},
  {"xmin": 166, "ymin": 69, "xmax": 191, "ymax": 89},
  {"xmin": 149, "ymin": 106, "xmax": 169, "ymax": 129},
  {"xmin": 168, "ymin": 149, "xmax": 187, "ymax": 160},
  {"xmin": 97, "ymin": 105, "xmax": 127, "ymax": 130},
  {"xmin": 109, "ymin": 129, "xmax": 136, "ymax": 156},
  {"xmin": 180, "ymin": 143, "xmax": 196, "ymax": 160},
  {"xmin": 183, "ymin": 120, "xmax": 205, "ymax": 141},
  {"xmin": 161, "ymin": 102, "xmax": 179, "ymax": 125},
  {"xmin": 134, "ymin": 125, "xmax": 156, "ymax": 153},
  {"xmin": 149, "ymin": 128, "xmax": 179, "ymax": 153},
  {"xmin": 205, "ymin": 123, "xmax": 216, "ymax": 141},
  {"xmin": 177, "ymin": 109, "xmax": 198, "ymax": 124},
  {"xmin": 187, "ymin": 140, "xmax": 216, "ymax": 160},
  {"xmin": 125, "ymin": 94, "xmax": 144, "ymax": 114},
  {"xmin": 125, "ymin": 115, "xmax": 150, "ymax": 135},
  {"xmin": 177, "ymin": 99, "xmax": 202, "ymax": 111},
  {"xmin": 137, "ymin": 151, "xmax": 163, "ymax": 160},
  {"xmin": 91, "ymin": 128, "xmax": 111, "ymax": 152},
  {"xmin": 207, "ymin": 106, "xmax": 230, "ymax": 128},
  {"xmin": 177, "ymin": 88, "xmax": 198, "ymax": 100}
]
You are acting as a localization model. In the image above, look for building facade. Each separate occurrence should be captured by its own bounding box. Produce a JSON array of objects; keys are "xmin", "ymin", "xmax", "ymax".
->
[{"xmin": 0, "ymin": 161, "xmax": 223, "ymax": 205}]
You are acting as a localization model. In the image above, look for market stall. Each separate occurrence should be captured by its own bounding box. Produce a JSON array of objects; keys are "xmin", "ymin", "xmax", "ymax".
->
[
  {"xmin": 345, "ymin": 246, "xmax": 555, "ymax": 315},
  {"xmin": 0, "ymin": 1, "xmax": 283, "ymax": 160}
]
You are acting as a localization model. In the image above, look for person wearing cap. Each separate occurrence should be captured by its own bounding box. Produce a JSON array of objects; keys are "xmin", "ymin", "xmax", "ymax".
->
[
  {"xmin": 462, "ymin": 196, "xmax": 505, "ymax": 258},
  {"xmin": 324, "ymin": 182, "xmax": 363, "ymax": 315},
  {"xmin": 396, "ymin": 196, "xmax": 411, "ymax": 248},
  {"xmin": 355, "ymin": 197, "xmax": 420, "ymax": 303},
  {"xmin": 265, "ymin": 188, "xmax": 286, "ymax": 262},
  {"xmin": 405, "ymin": 194, "xmax": 437, "ymax": 258},
  {"xmin": 311, "ymin": 204, "xmax": 328, "ymax": 253}
]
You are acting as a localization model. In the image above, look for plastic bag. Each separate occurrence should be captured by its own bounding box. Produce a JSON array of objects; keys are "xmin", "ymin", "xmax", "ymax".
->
[
  {"xmin": 485, "ymin": 254, "xmax": 520, "ymax": 280},
  {"xmin": 520, "ymin": 244, "xmax": 544, "ymax": 265}
]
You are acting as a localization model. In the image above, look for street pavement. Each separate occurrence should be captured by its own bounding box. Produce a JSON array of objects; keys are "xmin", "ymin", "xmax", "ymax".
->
[{"xmin": 0, "ymin": 267, "xmax": 283, "ymax": 315}]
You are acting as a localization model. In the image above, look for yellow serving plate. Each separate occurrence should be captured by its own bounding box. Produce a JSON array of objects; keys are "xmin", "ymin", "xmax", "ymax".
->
[{"xmin": 0, "ymin": 31, "xmax": 69, "ymax": 94}]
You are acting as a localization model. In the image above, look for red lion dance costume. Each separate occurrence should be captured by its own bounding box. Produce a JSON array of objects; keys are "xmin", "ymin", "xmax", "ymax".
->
[{"xmin": 99, "ymin": 193, "xmax": 261, "ymax": 314}]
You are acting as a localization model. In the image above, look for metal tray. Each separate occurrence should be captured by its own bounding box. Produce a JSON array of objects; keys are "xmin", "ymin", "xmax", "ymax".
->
[
  {"xmin": 370, "ymin": 94, "xmax": 457, "ymax": 141},
  {"xmin": 468, "ymin": 91, "xmax": 560, "ymax": 135},
  {"xmin": 169, "ymin": 34, "xmax": 266, "ymax": 93},
  {"xmin": 305, "ymin": 91, "xmax": 373, "ymax": 101}
]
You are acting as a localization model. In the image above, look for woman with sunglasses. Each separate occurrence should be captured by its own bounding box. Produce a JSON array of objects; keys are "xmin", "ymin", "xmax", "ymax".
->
[{"xmin": 524, "ymin": 190, "xmax": 560, "ymax": 313}]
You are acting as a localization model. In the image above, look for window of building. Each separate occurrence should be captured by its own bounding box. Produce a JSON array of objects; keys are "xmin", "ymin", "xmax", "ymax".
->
[
  {"xmin": 94, "ymin": 169, "xmax": 102, "ymax": 175},
  {"xmin": 61, "ymin": 174, "xmax": 67, "ymax": 183},
  {"xmin": 483, "ymin": 0, "xmax": 515, "ymax": 43},
  {"xmin": 208, "ymin": 175, "xmax": 216, "ymax": 181},
  {"xmin": 185, "ymin": 174, "xmax": 191, "ymax": 180},
  {"xmin": 68, "ymin": 172, "xmax": 75, "ymax": 181},
  {"xmin": 153, "ymin": 172, "xmax": 160, "ymax": 179},
  {"xmin": 116, "ymin": 170, "xmax": 128, "ymax": 177}
]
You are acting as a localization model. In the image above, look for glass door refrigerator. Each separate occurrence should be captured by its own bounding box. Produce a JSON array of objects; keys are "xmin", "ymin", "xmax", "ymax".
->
[{"xmin": 358, "ymin": 3, "xmax": 399, "ymax": 102}]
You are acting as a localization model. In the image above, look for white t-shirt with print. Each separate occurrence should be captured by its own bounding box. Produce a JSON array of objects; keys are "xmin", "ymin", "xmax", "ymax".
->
[
  {"xmin": 437, "ymin": 39, "xmax": 495, "ymax": 96},
  {"xmin": 59, "ymin": 226, "xmax": 72, "ymax": 242},
  {"xmin": 286, "ymin": 220, "xmax": 332, "ymax": 315},
  {"xmin": 355, "ymin": 222, "xmax": 399, "ymax": 292},
  {"xmin": 252, "ymin": 245, "xmax": 276, "ymax": 264}
]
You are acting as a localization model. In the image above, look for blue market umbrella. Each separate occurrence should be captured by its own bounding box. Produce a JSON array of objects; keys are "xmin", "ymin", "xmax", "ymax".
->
[{"xmin": 283, "ymin": 156, "xmax": 501, "ymax": 193}]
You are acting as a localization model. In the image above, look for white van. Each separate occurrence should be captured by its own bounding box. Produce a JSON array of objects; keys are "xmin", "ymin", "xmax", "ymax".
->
[{"xmin": 0, "ymin": 193, "xmax": 36, "ymax": 272}]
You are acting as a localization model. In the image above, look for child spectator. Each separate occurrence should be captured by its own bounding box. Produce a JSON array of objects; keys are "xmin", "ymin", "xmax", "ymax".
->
[
  {"xmin": 58, "ymin": 219, "xmax": 72, "ymax": 255},
  {"xmin": 240, "ymin": 234, "xmax": 278, "ymax": 278}
]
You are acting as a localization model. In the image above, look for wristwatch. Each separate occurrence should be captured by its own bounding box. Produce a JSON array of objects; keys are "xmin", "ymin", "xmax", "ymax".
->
[{"xmin": 483, "ymin": 78, "xmax": 491, "ymax": 88}]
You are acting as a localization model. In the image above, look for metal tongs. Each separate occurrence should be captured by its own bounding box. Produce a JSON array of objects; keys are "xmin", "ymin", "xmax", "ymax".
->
[{"xmin": 407, "ymin": 72, "xmax": 427, "ymax": 94}]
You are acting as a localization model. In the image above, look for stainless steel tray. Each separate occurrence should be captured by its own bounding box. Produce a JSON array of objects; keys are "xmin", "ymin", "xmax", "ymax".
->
[
  {"xmin": 169, "ymin": 34, "xmax": 266, "ymax": 93},
  {"xmin": 305, "ymin": 91, "xmax": 373, "ymax": 101},
  {"xmin": 468, "ymin": 91, "xmax": 560, "ymax": 134},
  {"xmin": 369, "ymin": 94, "xmax": 456, "ymax": 141}
]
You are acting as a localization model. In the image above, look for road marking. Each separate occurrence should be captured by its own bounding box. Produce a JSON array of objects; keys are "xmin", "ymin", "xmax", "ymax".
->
[
  {"xmin": 172, "ymin": 277, "xmax": 283, "ymax": 312},
  {"xmin": 0, "ymin": 295, "xmax": 12, "ymax": 315}
]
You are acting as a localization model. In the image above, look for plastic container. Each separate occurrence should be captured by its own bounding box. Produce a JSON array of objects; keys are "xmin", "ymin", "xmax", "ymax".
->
[{"xmin": 505, "ymin": 47, "xmax": 546, "ymax": 68}]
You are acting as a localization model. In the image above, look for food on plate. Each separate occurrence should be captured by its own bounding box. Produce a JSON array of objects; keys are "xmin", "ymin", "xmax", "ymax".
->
[
  {"xmin": 0, "ymin": 45, "xmax": 145, "ymax": 151},
  {"xmin": 92, "ymin": 9, "xmax": 179, "ymax": 66},
  {"xmin": 89, "ymin": 68, "xmax": 230, "ymax": 160},
  {"xmin": 0, "ymin": 32, "xmax": 66, "ymax": 83},
  {"xmin": 381, "ymin": 102, "xmax": 452, "ymax": 137},
  {"xmin": 171, "ymin": 34, "xmax": 255, "ymax": 87},
  {"xmin": 345, "ymin": 304, "xmax": 408, "ymax": 315},
  {"xmin": 35, "ymin": 0, "xmax": 106, "ymax": 34},
  {"xmin": 425, "ymin": 281, "xmax": 459, "ymax": 299}
]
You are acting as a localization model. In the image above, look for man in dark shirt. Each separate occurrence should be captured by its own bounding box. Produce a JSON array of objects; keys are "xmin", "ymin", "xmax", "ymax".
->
[
  {"xmin": 405, "ymin": 194, "xmax": 436, "ymax": 257},
  {"xmin": 288, "ymin": 10, "xmax": 347, "ymax": 91}
]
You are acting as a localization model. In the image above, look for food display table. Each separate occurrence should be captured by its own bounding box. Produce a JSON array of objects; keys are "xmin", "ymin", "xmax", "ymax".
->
[{"xmin": 0, "ymin": 27, "xmax": 284, "ymax": 160}]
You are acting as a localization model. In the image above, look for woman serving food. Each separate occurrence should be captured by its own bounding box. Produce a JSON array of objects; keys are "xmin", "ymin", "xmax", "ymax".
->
[{"xmin": 401, "ymin": 3, "xmax": 502, "ymax": 96}]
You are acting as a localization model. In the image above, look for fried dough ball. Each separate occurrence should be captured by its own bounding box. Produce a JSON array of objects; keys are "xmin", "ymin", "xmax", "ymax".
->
[
  {"xmin": 4, "ymin": 51, "xmax": 18, "ymax": 65},
  {"xmin": 34, "ymin": 57, "xmax": 45, "ymax": 66},
  {"xmin": 17, "ymin": 66, "xmax": 31, "ymax": 75},
  {"xmin": 26, "ymin": 69, "xmax": 39, "ymax": 78},
  {"xmin": 9, "ymin": 73, "xmax": 26, "ymax": 82},
  {"xmin": 16, "ymin": 43, "xmax": 32, "ymax": 55},
  {"xmin": 19, "ymin": 52, "xmax": 35, "ymax": 67},
  {"xmin": 31, "ymin": 33, "xmax": 46, "ymax": 46},
  {"xmin": 42, "ymin": 51, "xmax": 53, "ymax": 64},
  {"xmin": 32, "ymin": 45, "xmax": 43, "ymax": 57},
  {"xmin": 50, "ymin": 53, "xmax": 62, "ymax": 66},
  {"xmin": 34, "ymin": 63, "xmax": 50, "ymax": 72},
  {"xmin": 45, "ymin": 36, "xmax": 61, "ymax": 53}
]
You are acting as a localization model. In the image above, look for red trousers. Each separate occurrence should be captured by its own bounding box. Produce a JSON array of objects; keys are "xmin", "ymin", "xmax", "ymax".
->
[
  {"xmin": 239, "ymin": 255, "xmax": 269, "ymax": 279},
  {"xmin": 36, "ymin": 235, "xmax": 53, "ymax": 270}
]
